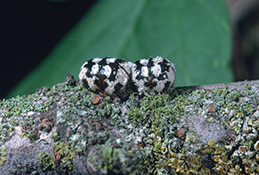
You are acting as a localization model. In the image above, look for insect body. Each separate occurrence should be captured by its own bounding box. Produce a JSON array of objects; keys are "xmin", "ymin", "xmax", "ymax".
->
[
  {"xmin": 79, "ymin": 57, "xmax": 131, "ymax": 97},
  {"xmin": 131, "ymin": 56, "xmax": 176, "ymax": 95},
  {"xmin": 79, "ymin": 56, "xmax": 176, "ymax": 97}
]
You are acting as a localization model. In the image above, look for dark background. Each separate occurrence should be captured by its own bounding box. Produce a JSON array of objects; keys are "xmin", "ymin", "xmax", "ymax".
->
[{"xmin": 0, "ymin": 0, "xmax": 97, "ymax": 99}]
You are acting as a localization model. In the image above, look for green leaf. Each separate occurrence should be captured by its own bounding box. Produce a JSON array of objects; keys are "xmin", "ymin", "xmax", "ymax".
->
[{"xmin": 7, "ymin": 0, "xmax": 232, "ymax": 98}]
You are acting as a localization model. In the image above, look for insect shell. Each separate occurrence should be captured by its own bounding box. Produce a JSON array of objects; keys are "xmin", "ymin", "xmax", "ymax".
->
[
  {"xmin": 79, "ymin": 57, "xmax": 131, "ymax": 98},
  {"xmin": 131, "ymin": 56, "xmax": 176, "ymax": 95}
]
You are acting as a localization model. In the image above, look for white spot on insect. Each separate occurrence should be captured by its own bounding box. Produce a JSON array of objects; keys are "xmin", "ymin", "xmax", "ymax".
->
[
  {"xmin": 92, "ymin": 57, "xmax": 102, "ymax": 63},
  {"xmin": 91, "ymin": 64, "xmax": 99, "ymax": 75},
  {"xmin": 102, "ymin": 65, "xmax": 112, "ymax": 78},
  {"xmin": 117, "ymin": 68, "xmax": 129, "ymax": 85},
  {"xmin": 139, "ymin": 59, "xmax": 149, "ymax": 65},
  {"xmin": 106, "ymin": 57, "xmax": 116, "ymax": 64},
  {"xmin": 151, "ymin": 64, "xmax": 161, "ymax": 77},
  {"xmin": 141, "ymin": 66, "xmax": 149, "ymax": 77}
]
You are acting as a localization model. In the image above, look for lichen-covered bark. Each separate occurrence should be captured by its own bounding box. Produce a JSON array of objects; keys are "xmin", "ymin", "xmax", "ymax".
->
[{"xmin": 0, "ymin": 80, "xmax": 259, "ymax": 174}]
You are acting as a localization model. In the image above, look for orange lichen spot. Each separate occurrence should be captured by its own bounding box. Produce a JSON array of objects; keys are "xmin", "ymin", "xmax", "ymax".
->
[
  {"xmin": 205, "ymin": 89, "xmax": 212, "ymax": 93},
  {"xmin": 23, "ymin": 124, "xmax": 30, "ymax": 130},
  {"xmin": 41, "ymin": 118, "xmax": 52, "ymax": 127},
  {"xmin": 93, "ymin": 119, "xmax": 102, "ymax": 128},
  {"xmin": 93, "ymin": 95, "xmax": 100, "ymax": 104},
  {"xmin": 208, "ymin": 105, "xmax": 215, "ymax": 113},
  {"xmin": 137, "ymin": 142, "xmax": 143, "ymax": 148},
  {"xmin": 239, "ymin": 146, "xmax": 247, "ymax": 152},
  {"xmin": 53, "ymin": 150, "xmax": 61, "ymax": 162},
  {"xmin": 176, "ymin": 128, "xmax": 185, "ymax": 137}
]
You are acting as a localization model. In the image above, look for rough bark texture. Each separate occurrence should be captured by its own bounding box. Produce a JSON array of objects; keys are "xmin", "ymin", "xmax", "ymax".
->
[{"xmin": 0, "ymin": 79, "xmax": 259, "ymax": 175}]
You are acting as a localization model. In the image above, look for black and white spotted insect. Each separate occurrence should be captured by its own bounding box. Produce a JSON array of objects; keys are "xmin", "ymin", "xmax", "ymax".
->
[
  {"xmin": 79, "ymin": 57, "xmax": 132, "ymax": 97},
  {"xmin": 79, "ymin": 56, "xmax": 176, "ymax": 97},
  {"xmin": 131, "ymin": 56, "xmax": 176, "ymax": 95}
]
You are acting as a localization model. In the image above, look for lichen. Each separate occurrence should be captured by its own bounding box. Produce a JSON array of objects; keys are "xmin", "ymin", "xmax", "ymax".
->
[
  {"xmin": 0, "ymin": 145, "xmax": 6, "ymax": 167},
  {"xmin": 1, "ymin": 79, "xmax": 259, "ymax": 174},
  {"xmin": 87, "ymin": 137, "xmax": 141, "ymax": 175},
  {"xmin": 119, "ymin": 84, "xmax": 259, "ymax": 174},
  {"xmin": 37, "ymin": 152, "xmax": 55, "ymax": 171},
  {"xmin": 54, "ymin": 142, "xmax": 75, "ymax": 170}
]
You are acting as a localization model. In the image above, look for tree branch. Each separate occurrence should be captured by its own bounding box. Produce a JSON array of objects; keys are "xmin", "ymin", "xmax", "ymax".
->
[{"xmin": 0, "ymin": 79, "xmax": 259, "ymax": 174}]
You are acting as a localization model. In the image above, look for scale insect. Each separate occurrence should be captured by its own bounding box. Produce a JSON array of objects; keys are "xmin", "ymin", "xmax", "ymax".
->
[
  {"xmin": 79, "ymin": 57, "xmax": 131, "ymax": 97},
  {"xmin": 79, "ymin": 56, "xmax": 176, "ymax": 97},
  {"xmin": 131, "ymin": 56, "xmax": 176, "ymax": 95}
]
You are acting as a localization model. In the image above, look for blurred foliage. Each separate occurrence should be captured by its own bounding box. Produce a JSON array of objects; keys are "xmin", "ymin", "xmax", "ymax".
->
[{"xmin": 7, "ymin": 0, "xmax": 232, "ymax": 98}]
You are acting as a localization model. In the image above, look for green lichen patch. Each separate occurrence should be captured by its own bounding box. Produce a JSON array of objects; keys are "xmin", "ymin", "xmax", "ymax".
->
[
  {"xmin": 37, "ymin": 152, "xmax": 55, "ymax": 171},
  {"xmin": 54, "ymin": 142, "xmax": 75, "ymax": 170},
  {"xmin": 0, "ymin": 145, "xmax": 6, "ymax": 167},
  {"xmin": 87, "ymin": 136, "xmax": 141, "ymax": 175},
  {"xmin": 127, "ymin": 93, "xmax": 178, "ymax": 126}
]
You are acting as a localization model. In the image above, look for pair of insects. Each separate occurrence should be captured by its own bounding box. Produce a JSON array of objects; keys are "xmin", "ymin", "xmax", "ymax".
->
[{"xmin": 79, "ymin": 56, "xmax": 176, "ymax": 98}]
